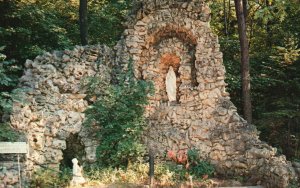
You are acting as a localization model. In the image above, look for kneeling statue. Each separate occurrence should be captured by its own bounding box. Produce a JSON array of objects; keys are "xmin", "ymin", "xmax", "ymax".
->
[{"xmin": 70, "ymin": 158, "xmax": 86, "ymax": 186}]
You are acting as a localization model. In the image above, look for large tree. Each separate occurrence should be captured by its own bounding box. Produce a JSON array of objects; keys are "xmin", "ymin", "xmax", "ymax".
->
[
  {"xmin": 79, "ymin": 0, "xmax": 88, "ymax": 45},
  {"xmin": 234, "ymin": 0, "xmax": 252, "ymax": 123}
]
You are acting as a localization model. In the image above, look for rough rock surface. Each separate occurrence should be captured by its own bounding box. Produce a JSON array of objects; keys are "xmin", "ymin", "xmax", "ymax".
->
[
  {"xmin": 9, "ymin": 45, "xmax": 113, "ymax": 177},
  {"xmin": 0, "ymin": 161, "xmax": 26, "ymax": 188},
  {"xmin": 6, "ymin": 0, "xmax": 296, "ymax": 187},
  {"xmin": 116, "ymin": 0, "xmax": 296, "ymax": 187}
]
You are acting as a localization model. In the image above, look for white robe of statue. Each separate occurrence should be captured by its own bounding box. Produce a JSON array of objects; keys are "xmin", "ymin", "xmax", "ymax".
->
[
  {"xmin": 70, "ymin": 158, "xmax": 86, "ymax": 186},
  {"xmin": 166, "ymin": 66, "xmax": 177, "ymax": 102}
]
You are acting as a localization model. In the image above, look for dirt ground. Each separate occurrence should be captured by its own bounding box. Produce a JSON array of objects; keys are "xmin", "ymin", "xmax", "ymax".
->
[{"xmin": 72, "ymin": 178, "xmax": 256, "ymax": 188}]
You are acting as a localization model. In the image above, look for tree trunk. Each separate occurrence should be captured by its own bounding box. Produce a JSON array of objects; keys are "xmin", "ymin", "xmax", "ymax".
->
[
  {"xmin": 234, "ymin": 0, "xmax": 252, "ymax": 123},
  {"xmin": 79, "ymin": 0, "xmax": 88, "ymax": 45},
  {"xmin": 228, "ymin": 0, "xmax": 231, "ymax": 34},
  {"xmin": 224, "ymin": 0, "xmax": 228, "ymax": 35},
  {"xmin": 242, "ymin": 0, "xmax": 248, "ymax": 20},
  {"xmin": 265, "ymin": 0, "xmax": 272, "ymax": 47}
]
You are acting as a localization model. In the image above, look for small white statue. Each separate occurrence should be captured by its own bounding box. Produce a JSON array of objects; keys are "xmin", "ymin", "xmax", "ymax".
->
[
  {"xmin": 70, "ymin": 158, "xmax": 86, "ymax": 186},
  {"xmin": 166, "ymin": 66, "xmax": 177, "ymax": 102}
]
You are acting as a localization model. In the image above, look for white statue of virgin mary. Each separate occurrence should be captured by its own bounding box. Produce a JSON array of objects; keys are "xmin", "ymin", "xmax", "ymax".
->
[{"xmin": 166, "ymin": 66, "xmax": 177, "ymax": 102}]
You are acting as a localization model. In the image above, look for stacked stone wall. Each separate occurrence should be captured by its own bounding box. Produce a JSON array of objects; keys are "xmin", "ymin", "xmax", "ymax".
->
[
  {"xmin": 10, "ymin": 45, "xmax": 113, "ymax": 174},
  {"xmin": 0, "ymin": 160, "xmax": 26, "ymax": 188}
]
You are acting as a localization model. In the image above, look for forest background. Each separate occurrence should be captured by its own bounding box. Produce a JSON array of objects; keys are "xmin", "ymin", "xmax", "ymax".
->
[{"xmin": 0, "ymin": 0, "xmax": 299, "ymax": 161}]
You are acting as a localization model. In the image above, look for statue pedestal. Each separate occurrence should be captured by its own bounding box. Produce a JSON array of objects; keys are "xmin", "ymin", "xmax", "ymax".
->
[{"xmin": 70, "ymin": 176, "xmax": 86, "ymax": 186}]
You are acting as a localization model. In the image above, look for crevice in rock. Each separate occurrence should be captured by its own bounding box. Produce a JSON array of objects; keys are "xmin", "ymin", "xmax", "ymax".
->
[{"xmin": 60, "ymin": 133, "xmax": 86, "ymax": 169}]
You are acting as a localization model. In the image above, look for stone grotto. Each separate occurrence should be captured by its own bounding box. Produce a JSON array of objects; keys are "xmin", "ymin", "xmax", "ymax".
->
[{"xmin": 1, "ymin": 0, "xmax": 297, "ymax": 187}]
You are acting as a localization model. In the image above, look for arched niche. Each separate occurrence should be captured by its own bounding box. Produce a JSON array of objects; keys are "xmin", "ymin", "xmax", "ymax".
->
[
  {"xmin": 141, "ymin": 33, "xmax": 198, "ymax": 104},
  {"xmin": 160, "ymin": 53, "xmax": 181, "ymax": 103},
  {"xmin": 60, "ymin": 133, "xmax": 86, "ymax": 169},
  {"xmin": 148, "ymin": 25, "xmax": 198, "ymax": 47}
]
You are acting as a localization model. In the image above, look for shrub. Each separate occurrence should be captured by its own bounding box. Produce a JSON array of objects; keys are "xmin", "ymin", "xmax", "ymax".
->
[
  {"xmin": 84, "ymin": 61, "xmax": 153, "ymax": 168},
  {"xmin": 288, "ymin": 179, "xmax": 300, "ymax": 188},
  {"xmin": 0, "ymin": 123, "xmax": 18, "ymax": 141},
  {"xmin": 85, "ymin": 162, "xmax": 176, "ymax": 186},
  {"xmin": 187, "ymin": 149, "xmax": 215, "ymax": 179},
  {"xmin": 0, "ymin": 49, "xmax": 22, "ymax": 141},
  {"xmin": 30, "ymin": 168, "xmax": 72, "ymax": 188},
  {"xmin": 167, "ymin": 149, "xmax": 215, "ymax": 180},
  {"xmin": 0, "ymin": 50, "xmax": 20, "ymax": 115}
]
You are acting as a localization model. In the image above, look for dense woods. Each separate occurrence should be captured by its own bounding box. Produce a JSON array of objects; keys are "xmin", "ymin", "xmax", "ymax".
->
[
  {"xmin": 211, "ymin": 0, "xmax": 300, "ymax": 160},
  {"xmin": 0, "ymin": 0, "xmax": 300, "ymax": 166},
  {"xmin": 234, "ymin": 0, "xmax": 252, "ymax": 123}
]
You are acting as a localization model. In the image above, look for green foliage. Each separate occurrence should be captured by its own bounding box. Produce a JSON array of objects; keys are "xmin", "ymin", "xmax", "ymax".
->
[
  {"xmin": 253, "ymin": 0, "xmax": 287, "ymax": 24},
  {"xmin": 271, "ymin": 36, "xmax": 300, "ymax": 64},
  {"xmin": 85, "ymin": 162, "xmax": 181, "ymax": 186},
  {"xmin": 86, "ymin": 162, "xmax": 149, "ymax": 184},
  {"xmin": 288, "ymin": 179, "xmax": 300, "ymax": 188},
  {"xmin": 0, "ymin": 0, "xmax": 133, "ymax": 63},
  {"xmin": 187, "ymin": 148, "xmax": 199, "ymax": 163},
  {"xmin": 0, "ymin": 0, "xmax": 78, "ymax": 63},
  {"xmin": 211, "ymin": 0, "xmax": 300, "ymax": 160},
  {"xmin": 187, "ymin": 149, "xmax": 215, "ymax": 179},
  {"xmin": 189, "ymin": 161, "xmax": 215, "ymax": 179},
  {"xmin": 0, "ymin": 50, "xmax": 21, "ymax": 141},
  {"xmin": 0, "ymin": 51, "xmax": 20, "ymax": 87},
  {"xmin": 0, "ymin": 123, "xmax": 18, "ymax": 142},
  {"xmin": 0, "ymin": 56, "xmax": 20, "ymax": 116},
  {"xmin": 0, "ymin": 0, "xmax": 133, "ymax": 146},
  {"xmin": 29, "ymin": 167, "xmax": 72, "ymax": 188},
  {"xmin": 253, "ymin": 60, "xmax": 300, "ymax": 158},
  {"xmin": 167, "ymin": 149, "xmax": 215, "ymax": 180},
  {"xmin": 84, "ymin": 61, "xmax": 153, "ymax": 168},
  {"xmin": 88, "ymin": 0, "xmax": 133, "ymax": 46},
  {"xmin": 85, "ymin": 160, "xmax": 216, "ymax": 186},
  {"xmin": 161, "ymin": 162, "xmax": 188, "ymax": 182}
]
